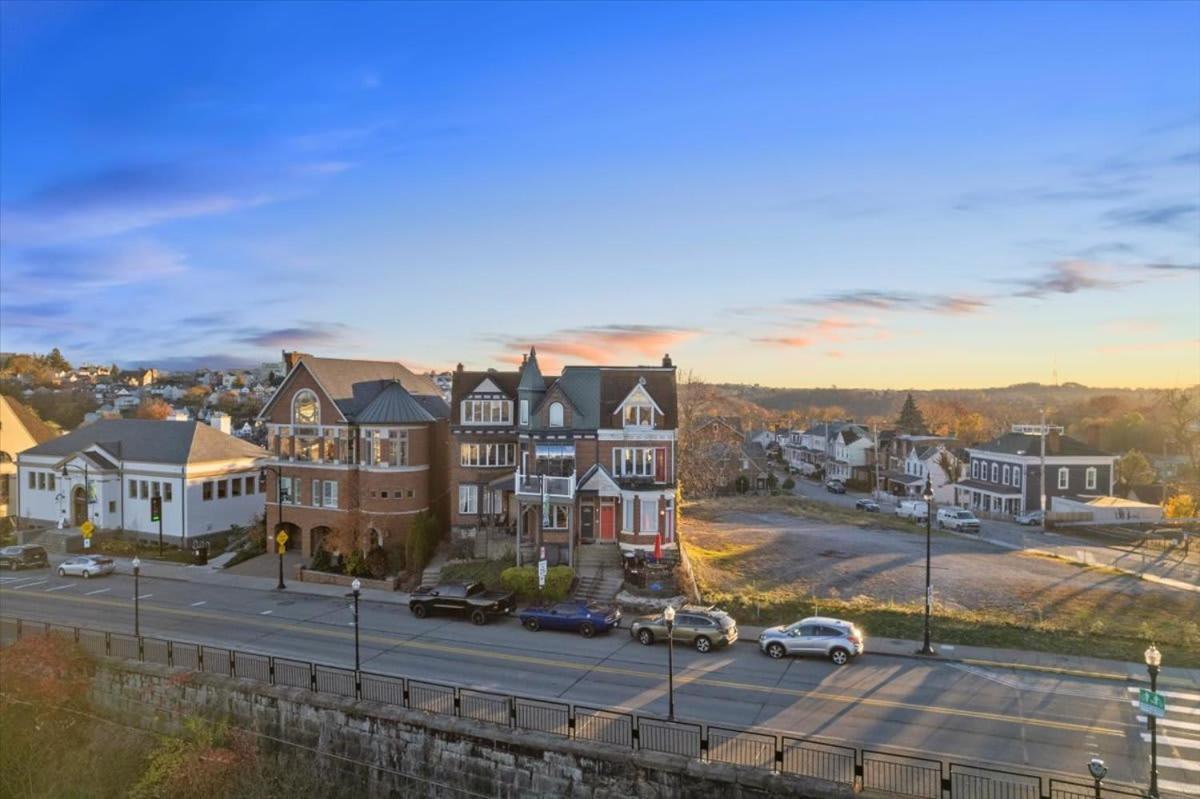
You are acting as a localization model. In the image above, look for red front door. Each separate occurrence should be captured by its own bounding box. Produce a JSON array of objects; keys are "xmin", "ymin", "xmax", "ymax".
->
[{"xmin": 599, "ymin": 504, "xmax": 615, "ymax": 541}]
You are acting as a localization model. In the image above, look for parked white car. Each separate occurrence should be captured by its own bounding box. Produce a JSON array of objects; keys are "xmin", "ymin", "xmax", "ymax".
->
[
  {"xmin": 895, "ymin": 500, "xmax": 929, "ymax": 521},
  {"xmin": 57, "ymin": 555, "xmax": 116, "ymax": 579},
  {"xmin": 1015, "ymin": 510, "xmax": 1044, "ymax": 526},
  {"xmin": 937, "ymin": 508, "xmax": 981, "ymax": 532}
]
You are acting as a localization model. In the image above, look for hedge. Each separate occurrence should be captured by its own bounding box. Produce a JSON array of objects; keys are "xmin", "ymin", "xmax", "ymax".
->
[{"xmin": 500, "ymin": 565, "xmax": 574, "ymax": 601}]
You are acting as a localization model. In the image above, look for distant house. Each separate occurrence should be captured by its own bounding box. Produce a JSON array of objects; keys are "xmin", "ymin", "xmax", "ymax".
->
[
  {"xmin": 16, "ymin": 418, "xmax": 266, "ymax": 542},
  {"xmin": 886, "ymin": 443, "xmax": 963, "ymax": 503},
  {"xmin": 826, "ymin": 426, "xmax": 874, "ymax": 486},
  {"xmin": 957, "ymin": 426, "xmax": 1117, "ymax": 517},
  {"xmin": 118, "ymin": 368, "xmax": 157, "ymax": 388},
  {"xmin": 0, "ymin": 396, "xmax": 58, "ymax": 517}
]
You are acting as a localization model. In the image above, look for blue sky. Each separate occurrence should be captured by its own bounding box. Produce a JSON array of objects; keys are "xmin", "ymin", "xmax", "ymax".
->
[{"xmin": 1, "ymin": 1, "xmax": 1197, "ymax": 388}]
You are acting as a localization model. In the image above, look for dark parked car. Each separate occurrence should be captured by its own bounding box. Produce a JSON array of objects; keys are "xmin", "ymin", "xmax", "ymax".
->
[
  {"xmin": 0, "ymin": 545, "xmax": 49, "ymax": 571},
  {"xmin": 408, "ymin": 581, "xmax": 516, "ymax": 625},
  {"xmin": 630, "ymin": 606, "xmax": 739, "ymax": 653},
  {"xmin": 825, "ymin": 479, "xmax": 847, "ymax": 494},
  {"xmin": 855, "ymin": 498, "xmax": 880, "ymax": 512},
  {"xmin": 519, "ymin": 600, "xmax": 621, "ymax": 637}
]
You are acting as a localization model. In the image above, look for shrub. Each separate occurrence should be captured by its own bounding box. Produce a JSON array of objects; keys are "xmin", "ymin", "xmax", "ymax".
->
[
  {"xmin": 384, "ymin": 540, "xmax": 406, "ymax": 574},
  {"xmin": 365, "ymin": 546, "xmax": 389, "ymax": 579},
  {"xmin": 405, "ymin": 512, "xmax": 440, "ymax": 574},
  {"xmin": 342, "ymin": 550, "xmax": 371, "ymax": 578},
  {"xmin": 310, "ymin": 546, "xmax": 333, "ymax": 573},
  {"xmin": 782, "ymin": 477, "xmax": 795, "ymax": 490},
  {"xmin": 500, "ymin": 564, "xmax": 574, "ymax": 601}
]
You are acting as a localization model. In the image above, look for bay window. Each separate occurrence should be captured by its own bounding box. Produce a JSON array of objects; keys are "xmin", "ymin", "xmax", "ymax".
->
[
  {"xmin": 364, "ymin": 430, "xmax": 409, "ymax": 467},
  {"xmin": 295, "ymin": 427, "xmax": 321, "ymax": 461},
  {"xmin": 612, "ymin": 447, "xmax": 661, "ymax": 478},
  {"xmin": 460, "ymin": 442, "xmax": 516, "ymax": 467},
  {"xmin": 462, "ymin": 399, "xmax": 512, "ymax": 425}
]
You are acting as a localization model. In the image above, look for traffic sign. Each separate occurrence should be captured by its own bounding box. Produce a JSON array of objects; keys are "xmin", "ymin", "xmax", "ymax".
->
[
  {"xmin": 537, "ymin": 559, "xmax": 548, "ymax": 589},
  {"xmin": 150, "ymin": 496, "xmax": 162, "ymax": 522},
  {"xmin": 80, "ymin": 520, "xmax": 95, "ymax": 537},
  {"xmin": 83, "ymin": 538, "xmax": 91, "ymax": 549},
  {"xmin": 277, "ymin": 542, "xmax": 286, "ymax": 555},
  {"xmin": 1139, "ymin": 688, "xmax": 1166, "ymax": 718},
  {"xmin": 275, "ymin": 530, "xmax": 289, "ymax": 546}
]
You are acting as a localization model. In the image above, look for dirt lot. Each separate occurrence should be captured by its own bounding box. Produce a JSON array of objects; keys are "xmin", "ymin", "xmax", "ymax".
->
[{"xmin": 682, "ymin": 497, "xmax": 1200, "ymax": 665}]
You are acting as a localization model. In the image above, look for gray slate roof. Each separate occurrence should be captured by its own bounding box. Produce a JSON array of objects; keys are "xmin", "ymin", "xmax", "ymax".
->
[
  {"xmin": 973, "ymin": 432, "xmax": 1111, "ymax": 458},
  {"xmin": 355, "ymin": 381, "xmax": 440, "ymax": 424},
  {"xmin": 296, "ymin": 356, "xmax": 444, "ymax": 421},
  {"xmin": 21, "ymin": 419, "xmax": 266, "ymax": 465}
]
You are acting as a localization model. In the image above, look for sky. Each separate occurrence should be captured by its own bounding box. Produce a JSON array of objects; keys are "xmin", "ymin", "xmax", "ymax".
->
[{"xmin": 1, "ymin": 1, "xmax": 1198, "ymax": 389}]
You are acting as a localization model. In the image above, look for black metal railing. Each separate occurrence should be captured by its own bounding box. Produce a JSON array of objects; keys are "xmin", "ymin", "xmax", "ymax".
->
[{"xmin": 0, "ymin": 616, "xmax": 1149, "ymax": 799}]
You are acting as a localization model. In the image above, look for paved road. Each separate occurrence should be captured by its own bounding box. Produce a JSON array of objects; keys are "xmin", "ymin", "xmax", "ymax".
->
[{"xmin": 1, "ymin": 569, "xmax": 1188, "ymax": 796}]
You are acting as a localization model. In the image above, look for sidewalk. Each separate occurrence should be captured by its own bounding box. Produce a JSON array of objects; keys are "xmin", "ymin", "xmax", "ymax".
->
[
  {"xmin": 952, "ymin": 524, "xmax": 1200, "ymax": 593},
  {"xmin": 736, "ymin": 624, "xmax": 1200, "ymax": 690}
]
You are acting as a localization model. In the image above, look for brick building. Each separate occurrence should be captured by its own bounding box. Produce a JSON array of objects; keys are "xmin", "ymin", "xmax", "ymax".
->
[
  {"xmin": 257, "ymin": 353, "xmax": 450, "ymax": 556},
  {"xmin": 450, "ymin": 348, "xmax": 678, "ymax": 567}
]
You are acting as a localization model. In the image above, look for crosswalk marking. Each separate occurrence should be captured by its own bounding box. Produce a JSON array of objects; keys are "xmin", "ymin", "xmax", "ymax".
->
[
  {"xmin": 1159, "ymin": 779, "xmax": 1200, "ymax": 796},
  {"xmin": 1127, "ymin": 685, "xmax": 1200, "ymax": 703},
  {"xmin": 1131, "ymin": 700, "xmax": 1200, "ymax": 715},
  {"xmin": 85, "ymin": 588, "xmax": 110, "ymax": 595},
  {"xmin": 1141, "ymin": 732, "xmax": 1200, "ymax": 750},
  {"xmin": 1157, "ymin": 756, "xmax": 1200, "ymax": 772},
  {"xmin": 1138, "ymin": 715, "xmax": 1200, "ymax": 732}
]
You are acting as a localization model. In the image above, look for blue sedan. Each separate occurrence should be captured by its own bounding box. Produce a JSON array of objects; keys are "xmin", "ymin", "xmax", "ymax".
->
[{"xmin": 519, "ymin": 601, "xmax": 622, "ymax": 638}]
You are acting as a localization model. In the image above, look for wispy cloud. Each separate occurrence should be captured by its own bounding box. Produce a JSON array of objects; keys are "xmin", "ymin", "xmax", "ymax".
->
[
  {"xmin": 794, "ymin": 290, "xmax": 988, "ymax": 315},
  {"xmin": 1144, "ymin": 262, "xmax": 1200, "ymax": 272},
  {"xmin": 233, "ymin": 322, "xmax": 354, "ymax": 349},
  {"xmin": 490, "ymin": 324, "xmax": 696, "ymax": 365},
  {"xmin": 1104, "ymin": 202, "xmax": 1200, "ymax": 229},
  {"xmin": 1006, "ymin": 260, "xmax": 1123, "ymax": 299},
  {"xmin": 752, "ymin": 316, "xmax": 891, "ymax": 349},
  {"xmin": 1, "ymin": 163, "xmax": 270, "ymax": 245},
  {"xmin": 1, "ymin": 239, "xmax": 187, "ymax": 297}
]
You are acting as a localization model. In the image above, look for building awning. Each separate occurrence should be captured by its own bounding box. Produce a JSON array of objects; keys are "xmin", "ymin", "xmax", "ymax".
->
[{"xmin": 956, "ymin": 479, "xmax": 1020, "ymax": 497}]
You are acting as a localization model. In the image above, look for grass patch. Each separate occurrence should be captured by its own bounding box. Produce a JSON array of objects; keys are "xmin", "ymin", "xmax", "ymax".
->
[
  {"xmin": 683, "ymin": 531, "xmax": 1200, "ymax": 666},
  {"xmin": 438, "ymin": 557, "xmax": 514, "ymax": 589},
  {"xmin": 684, "ymin": 495, "xmax": 938, "ymax": 536}
]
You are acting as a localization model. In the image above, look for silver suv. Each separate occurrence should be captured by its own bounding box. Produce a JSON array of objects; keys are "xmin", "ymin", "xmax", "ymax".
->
[{"xmin": 758, "ymin": 616, "xmax": 864, "ymax": 665}]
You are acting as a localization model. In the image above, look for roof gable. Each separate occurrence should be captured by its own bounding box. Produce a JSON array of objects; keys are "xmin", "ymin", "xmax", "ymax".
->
[{"xmin": 21, "ymin": 419, "xmax": 266, "ymax": 465}]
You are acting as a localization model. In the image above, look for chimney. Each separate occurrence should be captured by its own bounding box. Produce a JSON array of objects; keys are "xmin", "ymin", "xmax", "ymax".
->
[
  {"xmin": 522, "ymin": 353, "xmax": 528, "ymax": 366},
  {"xmin": 1047, "ymin": 429, "xmax": 1062, "ymax": 455},
  {"xmin": 208, "ymin": 411, "xmax": 232, "ymax": 435},
  {"xmin": 662, "ymin": 353, "xmax": 673, "ymax": 368}
]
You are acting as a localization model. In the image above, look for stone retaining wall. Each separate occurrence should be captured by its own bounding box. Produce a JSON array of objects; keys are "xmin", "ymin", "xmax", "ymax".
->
[
  {"xmin": 90, "ymin": 660, "xmax": 854, "ymax": 799},
  {"xmin": 293, "ymin": 566, "xmax": 400, "ymax": 591}
]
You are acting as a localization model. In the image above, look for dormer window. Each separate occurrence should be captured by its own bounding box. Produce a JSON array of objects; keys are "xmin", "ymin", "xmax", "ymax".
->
[
  {"xmin": 292, "ymin": 390, "xmax": 319, "ymax": 425},
  {"xmin": 623, "ymin": 404, "xmax": 654, "ymax": 428},
  {"xmin": 549, "ymin": 402, "xmax": 564, "ymax": 428}
]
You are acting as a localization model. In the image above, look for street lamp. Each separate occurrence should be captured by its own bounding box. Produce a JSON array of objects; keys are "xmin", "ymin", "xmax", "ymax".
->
[
  {"xmin": 1087, "ymin": 758, "xmax": 1107, "ymax": 799},
  {"xmin": 1145, "ymin": 644, "xmax": 1162, "ymax": 799},
  {"xmin": 918, "ymin": 477, "xmax": 936, "ymax": 655},
  {"xmin": 260, "ymin": 465, "xmax": 286, "ymax": 590},
  {"xmin": 663, "ymin": 604, "xmax": 676, "ymax": 721},
  {"xmin": 132, "ymin": 556, "xmax": 141, "ymax": 638},
  {"xmin": 348, "ymin": 578, "xmax": 362, "ymax": 677}
]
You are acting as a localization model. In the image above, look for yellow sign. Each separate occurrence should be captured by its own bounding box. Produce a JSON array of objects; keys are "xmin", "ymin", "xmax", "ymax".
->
[
  {"xmin": 275, "ymin": 530, "xmax": 289, "ymax": 546},
  {"xmin": 80, "ymin": 521, "xmax": 95, "ymax": 537},
  {"xmin": 276, "ymin": 542, "xmax": 286, "ymax": 555}
]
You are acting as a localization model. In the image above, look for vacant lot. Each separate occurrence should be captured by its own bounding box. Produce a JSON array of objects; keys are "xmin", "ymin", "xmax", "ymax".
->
[{"xmin": 682, "ymin": 497, "xmax": 1200, "ymax": 666}]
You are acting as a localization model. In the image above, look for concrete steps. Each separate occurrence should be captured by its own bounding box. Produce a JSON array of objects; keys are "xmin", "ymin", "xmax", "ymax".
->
[
  {"xmin": 573, "ymin": 573, "xmax": 624, "ymax": 604},
  {"xmin": 573, "ymin": 543, "xmax": 624, "ymax": 603}
]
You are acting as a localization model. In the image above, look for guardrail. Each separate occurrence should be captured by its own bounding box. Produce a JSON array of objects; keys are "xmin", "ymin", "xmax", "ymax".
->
[{"xmin": 0, "ymin": 616, "xmax": 1147, "ymax": 799}]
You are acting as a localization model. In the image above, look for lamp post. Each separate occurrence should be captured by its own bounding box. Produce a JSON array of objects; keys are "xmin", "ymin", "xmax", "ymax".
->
[
  {"xmin": 132, "ymin": 556, "xmax": 141, "ymax": 638},
  {"xmin": 260, "ymin": 466, "xmax": 286, "ymax": 591},
  {"xmin": 1087, "ymin": 758, "xmax": 1107, "ymax": 799},
  {"xmin": 663, "ymin": 604, "xmax": 676, "ymax": 721},
  {"xmin": 918, "ymin": 477, "xmax": 936, "ymax": 655},
  {"xmin": 1145, "ymin": 644, "xmax": 1162, "ymax": 799},
  {"xmin": 348, "ymin": 578, "xmax": 362, "ymax": 674}
]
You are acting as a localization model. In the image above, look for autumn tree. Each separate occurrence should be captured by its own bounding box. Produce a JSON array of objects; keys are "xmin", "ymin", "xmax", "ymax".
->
[
  {"xmin": 935, "ymin": 449, "xmax": 963, "ymax": 484},
  {"xmin": 1159, "ymin": 388, "xmax": 1200, "ymax": 481},
  {"xmin": 895, "ymin": 393, "xmax": 928, "ymax": 435},
  {"xmin": 180, "ymin": 385, "xmax": 211, "ymax": 408},
  {"xmin": 1117, "ymin": 450, "xmax": 1155, "ymax": 491},
  {"xmin": 677, "ymin": 371, "xmax": 734, "ymax": 498},
  {"xmin": 45, "ymin": 347, "xmax": 71, "ymax": 371},
  {"xmin": 135, "ymin": 397, "xmax": 173, "ymax": 420},
  {"xmin": 1163, "ymin": 493, "xmax": 1196, "ymax": 519}
]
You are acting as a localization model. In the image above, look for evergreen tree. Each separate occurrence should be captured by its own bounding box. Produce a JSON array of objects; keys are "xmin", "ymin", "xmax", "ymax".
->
[
  {"xmin": 45, "ymin": 348, "xmax": 70, "ymax": 371},
  {"xmin": 896, "ymin": 393, "xmax": 928, "ymax": 434}
]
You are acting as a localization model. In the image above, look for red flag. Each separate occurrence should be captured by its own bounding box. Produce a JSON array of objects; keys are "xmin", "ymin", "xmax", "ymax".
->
[{"xmin": 654, "ymin": 533, "xmax": 662, "ymax": 561}]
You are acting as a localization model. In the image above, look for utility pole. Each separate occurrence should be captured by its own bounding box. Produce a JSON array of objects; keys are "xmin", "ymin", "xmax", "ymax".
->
[
  {"xmin": 873, "ymin": 422, "xmax": 882, "ymax": 501},
  {"xmin": 1040, "ymin": 408, "xmax": 1048, "ymax": 533}
]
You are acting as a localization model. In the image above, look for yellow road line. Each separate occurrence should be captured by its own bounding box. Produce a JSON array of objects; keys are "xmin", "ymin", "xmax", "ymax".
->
[{"xmin": 2, "ymin": 590, "xmax": 1125, "ymax": 737}]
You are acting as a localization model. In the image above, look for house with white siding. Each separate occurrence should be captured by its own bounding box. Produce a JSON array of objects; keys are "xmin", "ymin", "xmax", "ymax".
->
[{"xmin": 16, "ymin": 418, "xmax": 267, "ymax": 544}]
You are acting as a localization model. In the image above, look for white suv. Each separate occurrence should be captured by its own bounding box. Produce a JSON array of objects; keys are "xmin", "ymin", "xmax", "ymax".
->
[
  {"xmin": 937, "ymin": 508, "xmax": 981, "ymax": 533},
  {"xmin": 895, "ymin": 500, "xmax": 928, "ymax": 521},
  {"xmin": 758, "ymin": 616, "xmax": 865, "ymax": 665}
]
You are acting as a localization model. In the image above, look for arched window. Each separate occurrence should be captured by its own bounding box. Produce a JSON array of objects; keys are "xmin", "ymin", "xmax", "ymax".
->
[
  {"xmin": 548, "ymin": 402, "xmax": 564, "ymax": 427},
  {"xmin": 0, "ymin": 451, "xmax": 12, "ymax": 464},
  {"xmin": 368, "ymin": 528, "xmax": 383, "ymax": 548},
  {"xmin": 292, "ymin": 390, "xmax": 319, "ymax": 425}
]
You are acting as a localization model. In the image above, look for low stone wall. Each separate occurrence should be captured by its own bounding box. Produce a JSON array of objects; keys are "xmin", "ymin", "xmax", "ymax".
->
[
  {"xmin": 293, "ymin": 566, "xmax": 400, "ymax": 591},
  {"xmin": 90, "ymin": 661, "xmax": 854, "ymax": 799}
]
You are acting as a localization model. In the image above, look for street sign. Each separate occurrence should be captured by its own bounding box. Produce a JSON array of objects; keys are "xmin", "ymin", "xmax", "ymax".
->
[
  {"xmin": 83, "ymin": 538, "xmax": 91, "ymax": 549},
  {"xmin": 275, "ymin": 530, "xmax": 289, "ymax": 546},
  {"xmin": 537, "ymin": 559, "xmax": 548, "ymax": 589},
  {"xmin": 1139, "ymin": 688, "xmax": 1167, "ymax": 718},
  {"xmin": 277, "ymin": 542, "xmax": 286, "ymax": 555},
  {"xmin": 80, "ymin": 520, "xmax": 95, "ymax": 537},
  {"xmin": 150, "ymin": 496, "xmax": 162, "ymax": 522}
]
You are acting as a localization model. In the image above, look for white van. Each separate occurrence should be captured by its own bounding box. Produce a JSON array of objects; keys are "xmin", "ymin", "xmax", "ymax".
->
[
  {"xmin": 937, "ymin": 507, "xmax": 981, "ymax": 533},
  {"xmin": 895, "ymin": 500, "xmax": 928, "ymax": 521}
]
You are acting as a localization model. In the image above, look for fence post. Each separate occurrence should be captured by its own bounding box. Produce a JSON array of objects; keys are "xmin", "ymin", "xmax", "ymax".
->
[
  {"xmin": 228, "ymin": 649, "xmax": 235, "ymax": 677},
  {"xmin": 269, "ymin": 656, "xmax": 276, "ymax": 685},
  {"xmin": 14, "ymin": 617, "xmax": 21, "ymax": 639},
  {"xmin": 454, "ymin": 687, "xmax": 461, "ymax": 717},
  {"xmin": 73, "ymin": 626, "xmax": 80, "ymax": 643},
  {"xmin": 167, "ymin": 640, "xmax": 173, "ymax": 668},
  {"xmin": 632, "ymin": 717, "xmax": 640, "ymax": 749},
  {"xmin": 105, "ymin": 631, "xmax": 111, "ymax": 657},
  {"xmin": 309, "ymin": 662, "xmax": 317, "ymax": 693},
  {"xmin": 700, "ymin": 726, "xmax": 709, "ymax": 762},
  {"xmin": 509, "ymin": 696, "xmax": 517, "ymax": 728},
  {"xmin": 567, "ymin": 706, "xmax": 576, "ymax": 739}
]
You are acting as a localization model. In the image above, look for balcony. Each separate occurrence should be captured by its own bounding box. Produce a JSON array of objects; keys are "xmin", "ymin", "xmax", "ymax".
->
[{"xmin": 515, "ymin": 470, "xmax": 576, "ymax": 500}]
